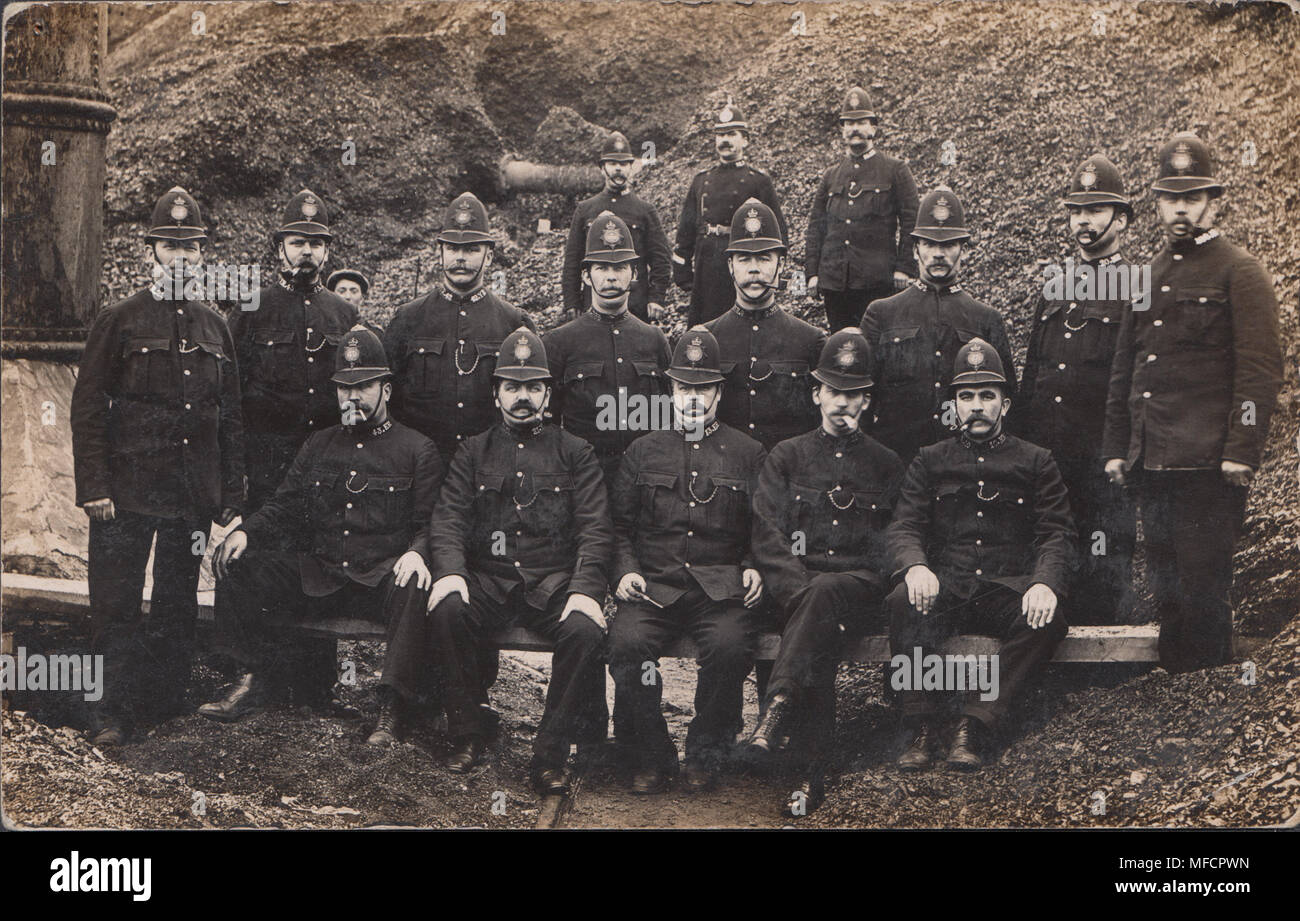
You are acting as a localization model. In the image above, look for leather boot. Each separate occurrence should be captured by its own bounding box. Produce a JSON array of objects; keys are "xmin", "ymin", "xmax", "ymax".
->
[
  {"xmin": 89, "ymin": 724, "xmax": 127, "ymax": 748},
  {"xmin": 198, "ymin": 673, "xmax": 265, "ymax": 722},
  {"xmin": 745, "ymin": 692, "xmax": 794, "ymax": 756},
  {"xmin": 946, "ymin": 716, "xmax": 985, "ymax": 771},
  {"xmin": 367, "ymin": 692, "xmax": 403, "ymax": 746},
  {"xmin": 896, "ymin": 720, "xmax": 935, "ymax": 772},
  {"xmin": 531, "ymin": 762, "xmax": 569, "ymax": 796},
  {"xmin": 447, "ymin": 736, "xmax": 486, "ymax": 774}
]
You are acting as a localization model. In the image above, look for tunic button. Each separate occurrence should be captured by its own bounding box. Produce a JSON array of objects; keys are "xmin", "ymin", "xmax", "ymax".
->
[
  {"xmin": 687, "ymin": 530, "xmax": 694, "ymax": 537},
  {"xmin": 341, "ymin": 561, "xmax": 348, "ymax": 568},
  {"xmin": 308, "ymin": 388, "xmax": 314, "ymax": 394},
  {"xmin": 977, "ymin": 511, "xmax": 983, "ymax": 518},
  {"xmin": 617, "ymin": 357, "xmax": 623, "ymax": 363},
  {"xmin": 1173, "ymin": 254, "xmax": 1183, "ymax": 260},
  {"xmin": 1160, "ymin": 285, "xmax": 1171, "ymax": 292},
  {"xmin": 978, "ymin": 480, "xmax": 984, "ymax": 486},
  {"xmin": 479, "ymin": 485, "xmax": 485, "ymax": 490},
  {"xmin": 304, "ymin": 300, "xmax": 311, "ymax": 306},
  {"xmin": 357, "ymin": 443, "xmax": 363, "ymax": 449},
  {"xmin": 577, "ymin": 374, "xmax": 584, "ymax": 379},
  {"xmin": 1143, "ymin": 391, "xmax": 1152, "ymax": 399},
  {"xmin": 691, "ymin": 471, "xmax": 698, "ymax": 476},
  {"xmin": 975, "ymin": 568, "xmax": 982, "ymax": 575},
  {"xmin": 182, "ymin": 438, "xmax": 189, "ymax": 445},
  {"xmin": 517, "ymin": 472, "xmax": 524, "ymax": 477},
  {"xmin": 177, "ymin": 309, "xmax": 183, "ymax": 315},
  {"xmin": 457, "ymin": 402, "xmax": 464, "ymax": 408},
  {"xmin": 692, "ymin": 444, "xmax": 699, "ymax": 450},
  {"xmin": 184, "ymin": 369, "xmax": 191, "ymax": 376},
  {"xmin": 267, "ymin": 341, "xmax": 274, "ymax": 346},
  {"xmin": 346, "ymin": 502, "xmax": 353, "ymax": 509},
  {"xmin": 344, "ymin": 530, "xmax": 349, "ymax": 536},
  {"xmin": 835, "ymin": 452, "xmax": 843, "ymax": 459},
  {"xmin": 307, "ymin": 357, "xmax": 314, "ymax": 363},
  {"xmin": 1147, "ymin": 354, "xmax": 1157, "ymax": 362},
  {"xmin": 351, "ymin": 470, "xmax": 357, "ymax": 476},
  {"xmin": 976, "ymin": 539, "xmax": 982, "ymax": 545},
  {"xmin": 751, "ymin": 356, "xmax": 758, "ymax": 362},
  {"xmin": 185, "ymin": 403, "xmax": 191, "ymax": 410},
  {"xmin": 978, "ymin": 457, "xmax": 985, "ymax": 463},
  {"xmin": 753, "ymin": 325, "xmax": 759, "ymax": 331},
  {"xmin": 1054, "ymin": 396, "xmax": 1062, "ymax": 403},
  {"xmin": 1063, "ymin": 332, "xmax": 1072, "ymax": 339},
  {"xmin": 1041, "ymin": 314, "xmax": 1048, "ymax": 321},
  {"xmin": 460, "ymin": 311, "xmax": 466, "ymax": 316},
  {"xmin": 933, "ymin": 414, "xmax": 939, "ymax": 420},
  {"xmin": 684, "ymin": 562, "xmax": 692, "ymax": 568},
  {"xmin": 749, "ymin": 389, "xmax": 757, "ymax": 396},
  {"xmin": 689, "ymin": 501, "xmax": 697, "ymax": 508},
  {"xmin": 1017, "ymin": 498, "xmax": 1024, "ymax": 504},
  {"xmin": 894, "ymin": 337, "xmax": 901, "ymax": 343},
  {"xmin": 1199, "ymin": 297, "xmax": 1208, "ymax": 303},
  {"xmin": 1154, "ymin": 319, "xmax": 1163, "ymax": 326},
  {"xmin": 936, "ymin": 351, "xmax": 942, "ymax": 357},
  {"xmin": 934, "ymin": 382, "xmax": 941, "ymax": 388},
  {"xmin": 1058, "ymin": 363, "xmax": 1066, "ymax": 370},
  {"xmin": 844, "ymin": 240, "xmax": 850, "ymax": 245},
  {"xmin": 828, "ymin": 549, "xmax": 835, "ymax": 555},
  {"xmin": 613, "ymin": 329, "xmax": 620, "ymax": 335},
  {"xmin": 1069, "ymin": 303, "xmax": 1077, "ymax": 310},
  {"xmin": 832, "ymin": 520, "xmax": 839, "ymax": 526},
  {"xmin": 514, "ymin": 561, "xmax": 521, "ymax": 567},
  {"xmin": 418, "ymin": 348, "xmax": 425, "ymax": 353},
  {"xmin": 315, "ymin": 481, "xmax": 320, "ymax": 486},
  {"xmin": 1103, "ymin": 317, "xmax": 1110, "ymax": 323},
  {"xmin": 748, "ymin": 423, "xmax": 755, "ymax": 429},
  {"xmin": 518, "ymin": 443, "xmax": 524, "ymax": 449}
]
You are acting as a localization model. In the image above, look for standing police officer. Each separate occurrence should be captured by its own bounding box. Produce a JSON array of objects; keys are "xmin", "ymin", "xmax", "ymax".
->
[
  {"xmin": 1103, "ymin": 133, "xmax": 1283, "ymax": 673},
  {"xmin": 608, "ymin": 328, "xmax": 767, "ymax": 794},
  {"xmin": 561, "ymin": 132, "xmax": 673, "ymax": 322},
  {"xmin": 200, "ymin": 327, "xmax": 443, "ymax": 746},
  {"xmin": 863, "ymin": 188, "xmax": 1017, "ymax": 463},
  {"xmin": 71, "ymin": 186, "xmax": 245, "ymax": 746},
  {"xmin": 384, "ymin": 192, "xmax": 537, "ymax": 461},
  {"xmin": 425, "ymin": 329, "xmax": 613, "ymax": 795},
  {"xmin": 1021, "ymin": 156, "xmax": 1137, "ymax": 624},
  {"xmin": 746, "ymin": 328, "xmax": 905, "ymax": 814},
  {"xmin": 805, "ymin": 86, "xmax": 919, "ymax": 331},
  {"xmin": 886, "ymin": 340, "xmax": 1074, "ymax": 771},
  {"xmin": 674, "ymin": 99, "xmax": 788, "ymax": 326}
]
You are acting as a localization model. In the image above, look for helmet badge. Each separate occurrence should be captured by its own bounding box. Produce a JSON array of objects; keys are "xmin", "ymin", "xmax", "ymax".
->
[
  {"xmin": 744, "ymin": 208, "xmax": 762, "ymax": 236},
  {"xmin": 170, "ymin": 197, "xmax": 188, "ymax": 222},
  {"xmin": 719, "ymin": 107, "xmax": 733, "ymax": 123},
  {"xmin": 513, "ymin": 336, "xmax": 532, "ymax": 363},
  {"xmin": 836, "ymin": 342, "xmax": 856, "ymax": 368},
  {"xmin": 849, "ymin": 92, "xmax": 861, "ymax": 108},
  {"xmin": 1171, "ymin": 143, "xmax": 1194, "ymax": 173},
  {"xmin": 602, "ymin": 221, "xmax": 622, "ymax": 247},
  {"xmin": 301, "ymin": 196, "xmax": 318, "ymax": 219},
  {"xmin": 454, "ymin": 203, "xmax": 473, "ymax": 225},
  {"xmin": 1079, "ymin": 166, "xmax": 1097, "ymax": 189},
  {"xmin": 343, "ymin": 338, "xmax": 361, "ymax": 364},
  {"xmin": 932, "ymin": 197, "xmax": 951, "ymax": 224},
  {"xmin": 967, "ymin": 342, "xmax": 985, "ymax": 368},
  {"xmin": 613, "ymin": 137, "xmax": 626, "ymax": 151},
  {"xmin": 685, "ymin": 337, "xmax": 704, "ymax": 364}
]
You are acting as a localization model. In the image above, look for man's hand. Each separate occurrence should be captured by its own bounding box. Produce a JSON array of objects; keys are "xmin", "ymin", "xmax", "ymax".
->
[
  {"xmin": 215, "ymin": 507, "xmax": 238, "ymax": 527},
  {"xmin": 647, "ymin": 302, "xmax": 666, "ymax": 321},
  {"xmin": 1104, "ymin": 458, "xmax": 1129, "ymax": 486},
  {"xmin": 393, "ymin": 550, "xmax": 432, "ymax": 591},
  {"xmin": 1022, "ymin": 582, "xmax": 1058, "ymax": 629},
  {"xmin": 807, "ymin": 275, "xmax": 820, "ymax": 299},
  {"xmin": 905, "ymin": 564, "xmax": 940, "ymax": 615},
  {"xmin": 615, "ymin": 572, "xmax": 651, "ymax": 602},
  {"xmin": 213, "ymin": 530, "xmax": 248, "ymax": 582},
  {"xmin": 742, "ymin": 568, "xmax": 764, "ymax": 608},
  {"xmin": 560, "ymin": 592, "xmax": 607, "ymax": 631},
  {"xmin": 84, "ymin": 497, "xmax": 115, "ymax": 522},
  {"xmin": 893, "ymin": 271, "xmax": 911, "ymax": 290},
  {"xmin": 427, "ymin": 574, "xmax": 469, "ymax": 613},
  {"xmin": 1221, "ymin": 460, "xmax": 1254, "ymax": 487}
]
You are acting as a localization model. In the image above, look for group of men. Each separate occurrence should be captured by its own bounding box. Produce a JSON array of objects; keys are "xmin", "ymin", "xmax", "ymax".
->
[{"xmin": 70, "ymin": 82, "xmax": 1282, "ymax": 815}]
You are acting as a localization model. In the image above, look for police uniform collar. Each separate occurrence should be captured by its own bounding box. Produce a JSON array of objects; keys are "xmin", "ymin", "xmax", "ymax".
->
[
  {"xmin": 819, "ymin": 426, "xmax": 864, "ymax": 447},
  {"xmin": 589, "ymin": 305, "xmax": 630, "ymax": 323},
  {"xmin": 504, "ymin": 419, "xmax": 546, "ymax": 438},
  {"xmin": 277, "ymin": 274, "xmax": 324, "ymax": 295},
  {"xmin": 687, "ymin": 420, "xmax": 721, "ymax": 441},
  {"xmin": 848, "ymin": 150, "xmax": 877, "ymax": 161},
  {"xmin": 1194, "ymin": 228, "xmax": 1220, "ymax": 246},
  {"xmin": 959, "ymin": 430, "xmax": 1008, "ymax": 451},
  {"xmin": 718, "ymin": 159, "xmax": 747, "ymax": 169},
  {"xmin": 441, "ymin": 280, "xmax": 490, "ymax": 304},
  {"xmin": 732, "ymin": 302, "xmax": 778, "ymax": 320},
  {"xmin": 1085, "ymin": 251, "xmax": 1125, "ymax": 267},
  {"xmin": 368, "ymin": 419, "xmax": 393, "ymax": 438},
  {"xmin": 605, "ymin": 189, "xmax": 630, "ymax": 198},
  {"xmin": 913, "ymin": 278, "xmax": 962, "ymax": 294}
]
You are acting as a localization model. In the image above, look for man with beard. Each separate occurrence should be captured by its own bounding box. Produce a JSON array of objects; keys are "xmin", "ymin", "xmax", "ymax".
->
[
  {"xmin": 886, "ymin": 340, "xmax": 1074, "ymax": 771},
  {"xmin": 199, "ymin": 327, "xmax": 443, "ymax": 747},
  {"xmin": 1103, "ymin": 133, "xmax": 1282, "ymax": 673},
  {"xmin": 746, "ymin": 328, "xmax": 905, "ymax": 815},
  {"xmin": 384, "ymin": 192, "xmax": 537, "ymax": 460},
  {"xmin": 674, "ymin": 99, "xmax": 788, "ymax": 326},
  {"xmin": 71, "ymin": 186, "xmax": 244, "ymax": 746},
  {"xmin": 1020, "ymin": 156, "xmax": 1137, "ymax": 624},
  {"xmin": 561, "ymin": 132, "xmax": 672, "ymax": 322},
  {"xmin": 862, "ymin": 188, "xmax": 1017, "ymax": 463},
  {"xmin": 608, "ymin": 328, "xmax": 767, "ymax": 793},
  {"xmin": 425, "ymin": 329, "xmax": 613, "ymax": 795},
  {"xmin": 805, "ymin": 86, "xmax": 919, "ymax": 332},
  {"xmin": 326, "ymin": 269, "xmax": 369, "ymax": 311}
]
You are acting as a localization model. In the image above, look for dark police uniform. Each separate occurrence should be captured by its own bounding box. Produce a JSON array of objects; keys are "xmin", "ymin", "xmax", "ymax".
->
[
  {"xmin": 1021, "ymin": 157, "xmax": 1137, "ymax": 624},
  {"xmin": 230, "ymin": 190, "xmax": 359, "ymax": 512},
  {"xmin": 863, "ymin": 189, "xmax": 1016, "ymax": 463},
  {"xmin": 384, "ymin": 192, "xmax": 536, "ymax": 460},
  {"xmin": 705, "ymin": 198, "xmax": 825, "ymax": 449},
  {"xmin": 562, "ymin": 132, "xmax": 672, "ymax": 322},
  {"xmin": 1102, "ymin": 134, "xmax": 1283, "ymax": 673},
  {"xmin": 210, "ymin": 328, "xmax": 443, "ymax": 705},
  {"xmin": 71, "ymin": 186, "xmax": 245, "ymax": 735},
  {"xmin": 546, "ymin": 213, "xmax": 672, "ymax": 484},
  {"xmin": 805, "ymin": 87, "xmax": 919, "ymax": 331},
  {"xmin": 609, "ymin": 329, "xmax": 767, "ymax": 775},
  {"xmin": 674, "ymin": 102, "xmax": 788, "ymax": 327},
  {"xmin": 886, "ymin": 340, "xmax": 1074, "ymax": 731},
  {"xmin": 426, "ymin": 329, "xmax": 614, "ymax": 769}
]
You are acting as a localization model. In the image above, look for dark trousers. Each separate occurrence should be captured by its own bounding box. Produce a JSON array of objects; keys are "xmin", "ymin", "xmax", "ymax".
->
[
  {"xmin": 822, "ymin": 282, "xmax": 894, "ymax": 332},
  {"xmin": 428, "ymin": 586, "xmax": 607, "ymax": 766},
  {"xmin": 87, "ymin": 509, "xmax": 206, "ymax": 729},
  {"xmin": 1137, "ymin": 469, "xmax": 1248, "ymax": 674},
  {"xmin": 686, "ymin": 235, "xmax": 734, "ymax": 327},
  {"xmin": 609, "ymin": 587, "xmax": 757, "ymax": 766},
  {"xmin": 214, "ymin": 553, "xmax": 428, "ymax": 702},
  {"xmin": 886, "ymin": 581, "xmax": 1066, "ymax": 728},
  {"xmin": 1057, "ymin": 456, "xmax": 1137, "ymax": 624}
]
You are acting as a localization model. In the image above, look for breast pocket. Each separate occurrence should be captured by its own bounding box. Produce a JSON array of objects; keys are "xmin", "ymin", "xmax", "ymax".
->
[
  {"xmin": 120, "ymin": 337, "xmax": 172, "ymax": 395},
  {"xmin": 635, "ymin": 470, "xmax": 678, "ymax": 523},
  {"xmin": 184, "ymin": 338, "xmax": 227, "ymax": 401},
  {"xmin": 363, "ymin": 474, "xmax": 413, "ymax": 532},
  {"xmin": 405, "ymin": 338, "xmax": 446, "ymax": 391},
  {"xmin": 1173, "ymin": 286, "xmax": 1231, "ymax": 349},
  {"xmin": 704, "ymin": 474, "xmax": 751, "ymax": 532},
  {"xmin": 766, "ymin": 359, "xmax": 812, "ymax": 410},
  {"xmin": 563, "ymin": 360, "xmax": 606, "ymax": 388},
  {"xmin": 1077, "ymin": 303, "xmax": 1123, "ymax": 366},
  {"xmin": 520, "ymin": 472, "xmax": 574, "ymax": 537},
  {"xmin": 306, "ymin": 328, "xmax": 341, "ymax": 369},
  {"xmin": 788, "ymin": 480, "xmax": 822, "ymax": 537},
  {"xmin": 877, "ymin": 326, "xmax": 925, "ymax": 383},
  {"xmin": 471, "ymin": 340, "xmax": 504, "ymax": 380},
  {"xmin": 253, "ymin": 328, "xmax": 297, "ymax": 386},
  {"xmin": 631, "ymin": 360, "xmax": 665, "ymax": 400},
  {"xmin": 862, "ymin": 181, "xmax": 894, "ymax": 217},
  {"xmin": 471, "ymin": 473, "xmax": 507, "ymax": 548},
  {"xmin": 309, "ymin": 468, "xmax": 343, "ymax": 529}
]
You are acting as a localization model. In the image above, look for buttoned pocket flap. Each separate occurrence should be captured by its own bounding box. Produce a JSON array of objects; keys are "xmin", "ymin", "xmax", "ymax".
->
[
  {"xmin": 255, "ymin": 329, "xmax": 295, "ymax": 347},
  {"xmin": 565, "ymin": 361, "xmax": 604, "ymax": 383},
  {"xmin": 123, "ymin": 336, "xmax": 171, "ymax": 357},
  {"xmin": 475, "ymin": 340, "xmax": 504, "ymax": 358},
  {"xmin": 768, "ymin": 360, "xmax": 810, "ymax": 377},
  {"xmin": 636, "ymin": 471, "xmax": 678, "ymax": 490},
  {"xmin": 632, "ymin": 360, "xmax": 662, "ymax": 378},
  {"xmin": 881, "ymin": 326, "xmax": 920, "ymax": 344},
  {"xmin": 410, "ymin": 337, "xmax": 445, "ymax": 356},
  {"xmin": 532, "ymin": 474, "xmax": 574, "ymax": 494},
  {"xmin": 476, "ymin": 473, "xmax": 506, "ymax": 494},
  {"xmin": 367, "ymin": 475, "xmax": 412, "ymax": 493}
]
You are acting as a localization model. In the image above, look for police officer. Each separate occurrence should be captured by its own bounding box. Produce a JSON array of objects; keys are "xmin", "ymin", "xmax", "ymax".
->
[
  {"xmin": 71, "ymin": 186, "xmax": 245, "ymax": 746},
  {"xmin": 326, "ymin": 268, "xmax": 370, "ymax": 310},
  {"xmin": 705, "ymin": 199, "xmax": 825, "ymax": 449},
  {"xmin": 425, "ymin": 328, "xmax": 613, "ymax": 795},
  {"xmin": 199, "ymin": 327, "xmax": 443, "ymax": 746},
  {"xmin": 1103, "ymin": 133, "xmax": 1283, "ymax": 673},
  {"xmin": 231, "ymin": 189, "xmax": 360, "ymax": 513},
  {"xmin": 546, "ymin": 212, "xmax": 672, "ymax": 486},
  {"xmin": 746, "ymin": 328, "xmax": 905, "ymax": 814},
  {"xmin": 863, "ymin": 188, "xmax": 1017, "ymax": 463},
  {"xmin": 561, "ymin": 132, "xmax": 673, "ymax": 322},
  {"xmin": 1020, "ymin": 156, "xmax": 1137, "ymax": 624},
  {"xmin": 608, "ymin": 328, "xmax": 767, "ymax": 794},
  {"xmin": 805, "ymin": 86, "xmax": 919, "ymax": 331},
  {"xmin": 886, "ymin": 340, "xmax": 1074, "ymax": 771},
  {"xmin": 674, "ymin": 99, "xmax": 789, "ymax": 326},
  {"xmin": 384, "ymin": 192, "xmax": 537, "ymax": 460}
]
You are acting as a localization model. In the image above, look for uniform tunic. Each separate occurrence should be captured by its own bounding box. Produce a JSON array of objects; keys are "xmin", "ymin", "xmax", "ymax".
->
[
  {"xmin": 562, "ymin": 189, "xmax": 673, "ymax": 320},
  {"xmin": 863, "ymin": 280, "xmax": 1017, "ymax": 463},
  {"xmin": 383, "ymin": 284, "xmax": 536, "ymax": 459},
  {"xmin": 673, "ymin": 161, "xmax": 788, "ymax": 326},
  {"xmin": 704, "ymin": 304, "xmax": 826, "ymax": 449}
]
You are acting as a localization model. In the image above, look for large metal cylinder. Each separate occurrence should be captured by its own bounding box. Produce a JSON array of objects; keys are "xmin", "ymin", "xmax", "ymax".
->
[
  {"xmin": 499, "ymin": 155, "xmax": 603, "ymax": 196},
  {"xmin": 2, "ymin": 2, "xmax": 117, "ymax": 359}
]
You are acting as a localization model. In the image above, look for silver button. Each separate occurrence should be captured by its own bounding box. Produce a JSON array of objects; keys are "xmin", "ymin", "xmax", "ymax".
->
[
  {"xmin": 343, "ymin": 530, "xmax": 349, "ymax": 536},
  {"xmin": 975, "ymin": 539, "xmax": 982, "ymax": 545},
  {"xmin": 1173, "ymin": 254, "xmax": 1183, "ymax": 260},
  {"xmin": 689, "ymin": 501, "xmax": 696, "ymax": 508},
  {"xmin": 357, "ymin": 443, "xmax": 363, "ymax": 448},
  {"xmin": 457, "ymin": 402, "xmax": 464, "ymax": 408},
  {"xmin": 1064, "ymin": 332, "xmax": 1072, "ymax": 339},
  {"xmin": 832, "ymin": 520, "xmax": 839, "ymax": 526},
  {"xmin": 1154, "ymin": 319, "xmax": 1163, "ymax": 326},
  {"xmin": 1147, "ymin": 354, "xmax": 1157, "ymax": 362},
  {"xmin": 517, "ymin": 471, "xmax": 524, "ymax": 477},
  {"xmin": 307, "ymin": 357, "xmax": 314, "ymax": 363},
  {"xmin": 687, "ymin": 530, "xmax": 694, "ymax": 537},
  {"xmin": 1058, "ymin": 363, "xmax": 1066, "ymax": 370},
  {"xmin": 1160, "ymin": 285, "xmax": 1170, "ymax": 292},
  {"xmin": 828, "ymin": 549, "xmax": 835, "ymax": 555},
  {"xmin": 185, "ymin": 403, "xmax": 191, "ymax": 410},
  {"xmin": 975, "ymin": 568, "xmax": 982, "ymax": 575},
  {"xmin": 341, "ymin": 561, "xmax": 348, "ymax": 568},
  {"xmin": 184, "ymin": 369, "xmax": 191, "ymax": 376},
  {"xmin": 749, "ymin": 389, "xmax": 756, "ymax": 396},
  {"xmin": 346, "ymin": 502, "xmax": 353, "ymax": 509},
  {"xmin": 616, "ymin": 357, "xmax": 623, "ymax": 363},
  {"xmin": 977, "ymin": 511, "xmax": 983, "ymax": 518},
  {"xmin": 1143, "ymin": 391, "xmax": 1152, "ymax": 399},
  {"xmin": 684, "ymin": 562, "xmax": 691, "ymax": 568},
  {"xmin": 1054, "ymin": 395, "xmax": 1062, "ymax": 403},
  {"xmin": 835, "ymin": 452, "xmax": 843, "ymax": 459},
  {"xmin": 176, "ymin": 308, "xmax": 183, "ymax": 315},
  {"xmin": 308, "ymin": 388, "xmax": 314, "ymax": 394},
  {"xmin": 978, "ymin": 457, "xmax": 985, "ymax": 463},
  {"xmin": 518, "ymin": 443, "xmax": 524, "ymax": 449},
  {"xmin": 753, "ymin": 325, "xmax": 759, "ymax": 331},
  {"xmin": 514, "ymin": 561, "xmax": 521, "ymax": 567},
  {"xmin": 182, "ymin": 438, "xmax": 189, "ymax": 445}
]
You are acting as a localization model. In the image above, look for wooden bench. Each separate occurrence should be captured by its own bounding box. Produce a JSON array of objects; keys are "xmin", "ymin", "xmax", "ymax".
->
[{"xmin": 2, "ymin": 572, "xmax": 1265, "ymax": 663}]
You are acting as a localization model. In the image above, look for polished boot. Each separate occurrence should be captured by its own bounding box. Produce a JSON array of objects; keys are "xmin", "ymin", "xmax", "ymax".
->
[
  {"xmin": 745, "ymin": 692, "xmax": 794, "ymax": 756},
  {"xmin": 946, "ymin": 716, "xmax": 986, "ymax": 771},
  {"xmin": 896, "ymin": 720, "xmax": 935, "ymax": 772},
  {"xmin": 89, "ymin": 724, "xmax": 127, "ymax": 748},
  {"xmin": 198, "ymin": 672, "xmax": 265, "ymax": 722},
  {"xmin": 682, "ymin": 758, "xmax": 718, "ymax": 793},
  {"xmin": 531, "ymin": 763, "xmax": 569, "ymax": 796},
  {"xmin": 367, "ymin": 692, "xmax": 403, "ymax": 746},
  {"xmin": 630, "ymin": 764, "xmax": 672, "ymax": 795},
  {"xmin": 447, "ymin": 736, "xmax": 486, "ymax": 773}
]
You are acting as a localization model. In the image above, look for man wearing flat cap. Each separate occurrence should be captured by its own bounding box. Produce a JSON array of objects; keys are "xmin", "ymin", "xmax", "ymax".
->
[{"xmin": 326, "ymin": 268, "xmax": 370, "ymax": 310}]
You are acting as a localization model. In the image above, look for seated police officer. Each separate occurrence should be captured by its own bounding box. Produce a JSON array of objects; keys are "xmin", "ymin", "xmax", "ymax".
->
[
  {"xmin": 424, "ymin": 328, "xmax": 613, "ymax": 795},
  {"xmin": 885, "ymin": 339, "xmax": 1074, "ymax": 771},
  {"xmin": 746, "ymin": 328, "xmax": 905, "ymax": 814},
  {"xmin": 608, "ymin": 328, "xmax": 767, "ymax": 794},
  {"xmin": 201, "ymin": 327, "xmax": 444, "ymax": 745}
]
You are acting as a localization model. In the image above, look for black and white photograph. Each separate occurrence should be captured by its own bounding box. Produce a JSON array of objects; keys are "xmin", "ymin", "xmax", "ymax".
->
[{"xmin": 1, "ymin": 0, "xmax": 1297, "ymax": 864}]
